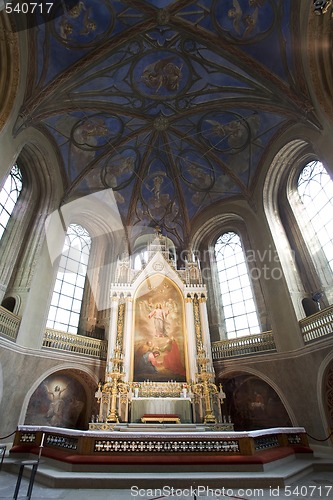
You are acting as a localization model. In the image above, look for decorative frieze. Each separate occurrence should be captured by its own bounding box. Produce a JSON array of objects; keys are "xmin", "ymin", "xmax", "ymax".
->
[
  {"xmin": 94, "ymin": 438, "xmax": 240, "ymax": 453},
  {"xmin": 46, "ymin": 434, "xmax": 78, "ymax": 450},
  {"xmin": 254, "ymin": 435, "xmax": 279, "ymax": 450},
  {"xmin": 20, "ymin": 433, "xmax": 36, "ymax": 443}
]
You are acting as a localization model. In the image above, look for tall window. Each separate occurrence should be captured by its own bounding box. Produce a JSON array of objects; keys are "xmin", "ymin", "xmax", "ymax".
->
[
  {"xmin": 0, "ymin": 164, "xmax": 23, "ymax": 240},
  {"xmin": 215, "ymin": 231, "xmax": 260, "ymax": 338},
  {"xmin": 297, "ymin": 161, "xmax": 333, "ymax": 273},
  {"xmin": 47, "ymin": 224, "xmax": 91, "ymax": 333}
]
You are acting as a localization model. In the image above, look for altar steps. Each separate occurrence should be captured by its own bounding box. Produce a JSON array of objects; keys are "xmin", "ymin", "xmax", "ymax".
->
[{"xmin": 3, "ymin": 452, "xmax": 333, "ymax": 490}]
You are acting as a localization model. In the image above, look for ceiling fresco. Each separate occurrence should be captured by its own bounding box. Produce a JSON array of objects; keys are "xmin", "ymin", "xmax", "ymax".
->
[{"xmin": 15, "ymin": 0, "xmax": 317, "ymax": 248}]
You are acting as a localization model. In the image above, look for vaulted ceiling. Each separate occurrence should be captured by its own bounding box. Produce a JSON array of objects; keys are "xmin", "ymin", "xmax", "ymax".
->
[{"xmin": 14, "ymin": 0, "xmax": 320, "ymax": 248}]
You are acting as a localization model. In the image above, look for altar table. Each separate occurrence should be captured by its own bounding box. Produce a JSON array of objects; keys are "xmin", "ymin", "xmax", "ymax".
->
[{"xmin": 130, "ymin": 397, "xmax": 192, "ymax": 423}]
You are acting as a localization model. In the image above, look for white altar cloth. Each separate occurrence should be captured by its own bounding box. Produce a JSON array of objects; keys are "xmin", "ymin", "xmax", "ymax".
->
[
  {"xmin": 18, "ymin": 425, "xmax": 306, "ymax": 440},
  {"xmin": 130, "ymin": 397, "xmax": 192, "ymax": 423}
]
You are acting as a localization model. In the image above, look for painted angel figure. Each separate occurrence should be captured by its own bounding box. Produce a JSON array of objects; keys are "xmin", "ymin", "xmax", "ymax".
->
[
  {"xmin": 228, "ymin": 0, "xmax": 242, "ymax": 35},
  {"xmin": 141, "ymin": 57, "xmax": 182, "ymax": 93}
]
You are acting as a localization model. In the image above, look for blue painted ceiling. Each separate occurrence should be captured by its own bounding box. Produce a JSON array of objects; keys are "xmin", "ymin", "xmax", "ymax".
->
[{"xmin": 16, "ymin": 0, "xmax": 317, "ymax": 248}]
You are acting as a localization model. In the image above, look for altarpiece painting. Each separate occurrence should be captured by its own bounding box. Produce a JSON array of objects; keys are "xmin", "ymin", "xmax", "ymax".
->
[{"xmin": 133, "ymin": 275, "xmax": 187, "ymax": 382}]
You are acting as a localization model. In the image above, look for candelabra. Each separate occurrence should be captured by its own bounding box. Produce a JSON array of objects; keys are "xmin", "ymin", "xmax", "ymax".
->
[
  {"xmin": 192, "ymin": 345, "xmax": 218, "ymax": 424},
  {"xmin": 95, "ymin": 344, "xmax": 128, "ymax": 423}
]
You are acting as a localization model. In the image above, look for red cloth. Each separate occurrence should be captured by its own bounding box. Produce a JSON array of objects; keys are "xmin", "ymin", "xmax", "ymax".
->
[{"xmin": 163, "ymin": 340, "xmax": 186, "ymax": 376}]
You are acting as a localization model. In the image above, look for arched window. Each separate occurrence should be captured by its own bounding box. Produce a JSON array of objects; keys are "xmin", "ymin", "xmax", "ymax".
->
[
  {"xmin": 0, "ymin": 164, "xmax": 23, "ymax": 240},
  {"xmin": 215, "ymin": 231, "xmax": 260, "ymax": 338},
  {"xmin": 46, "ymin": 224, "xmax": 91, "ymax": 333},
  {"xmin": 297, "ymin": 161, "xmax": 333, "ymax": 274}
]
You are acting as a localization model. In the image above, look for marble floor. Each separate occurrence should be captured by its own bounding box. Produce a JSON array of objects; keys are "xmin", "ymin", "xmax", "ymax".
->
[{"xmin": 0, "ymin": 468, "xmax": 333, "ymax": 500}]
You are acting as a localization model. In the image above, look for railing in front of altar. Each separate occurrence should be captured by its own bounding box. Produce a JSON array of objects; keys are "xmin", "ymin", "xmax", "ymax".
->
[
  {"xmin": 12, "ymin": 425, "xmax": 311, "ymax": 462},
  {"xmin": 0, "ymin": 305, "xmax": 20, "ymax": 341},
  {"xmin": 299, "ymin": 305, "xmax": 333, "ymax": 343},
  {"xmin": 42, "ymin": 328, "xmax": 107, "ymax": 359},
  {"xmin": 211, "ymin": 331, "xmax": 276, "ymax": 360}
]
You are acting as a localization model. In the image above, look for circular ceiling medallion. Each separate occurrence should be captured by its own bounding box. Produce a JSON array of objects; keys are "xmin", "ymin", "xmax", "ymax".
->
[{"xmin": 132, "ymin": 51, "xmax": 188, "ymax": 99}]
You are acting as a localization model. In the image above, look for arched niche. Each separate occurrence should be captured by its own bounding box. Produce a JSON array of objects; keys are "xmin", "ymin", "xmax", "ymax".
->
[
  {"xmin": 1, "ymin": 296, "xmax": 16, "ymax": 313},
  {"xmin": 220, "ymin": 372, "xmax": 292, "ymax": 431},
  {"xmin": 322, "ymin": 360, "xmax": 333, "ymax": 439},
  {"xmin": 24, "ymin": 370, "xmax": 94, "ymax": 430},
  {"xmin": 132, "ymin": 274, "xmax": 187, "ymax": 383}
]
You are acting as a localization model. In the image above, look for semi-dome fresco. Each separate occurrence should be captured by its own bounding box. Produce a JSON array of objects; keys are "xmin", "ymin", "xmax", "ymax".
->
[{"xmin": 14, "ymin": 0, "xmax": 319, "ymax": 248}]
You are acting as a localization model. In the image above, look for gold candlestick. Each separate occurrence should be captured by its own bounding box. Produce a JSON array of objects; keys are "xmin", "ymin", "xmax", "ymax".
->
[{"xmin": 192, "ymin": 346, "xmax": 218, "ymax": 424}]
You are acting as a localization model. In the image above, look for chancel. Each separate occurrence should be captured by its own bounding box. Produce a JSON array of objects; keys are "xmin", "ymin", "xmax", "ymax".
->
[
  {"xmin": 0, "ymin": 0, "xmax": 333, "ymax": 491},
  {"xmin": 89, "ymin": 232, "xmax": 227, "ymax": 428}
]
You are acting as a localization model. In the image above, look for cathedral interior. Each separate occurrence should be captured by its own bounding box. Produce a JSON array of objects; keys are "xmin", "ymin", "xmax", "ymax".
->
[{"xmin": 0, "ymin": 0, "xmax": 333, "ymax": 475}]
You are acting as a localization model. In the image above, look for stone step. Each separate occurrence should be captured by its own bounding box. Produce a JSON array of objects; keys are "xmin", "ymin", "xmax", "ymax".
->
[{"xmin": 4, "ymin": 454, "xmax": 332, "ymax": 490}]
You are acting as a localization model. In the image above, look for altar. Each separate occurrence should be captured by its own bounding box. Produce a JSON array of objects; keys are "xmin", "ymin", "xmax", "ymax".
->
[
  {"xmin": 130, "ymin": 397, "xmax": 192, "ymax": 423},
  {"xmin": 94, "ymin": 231, "xmax": 225, "ymax": 426}
]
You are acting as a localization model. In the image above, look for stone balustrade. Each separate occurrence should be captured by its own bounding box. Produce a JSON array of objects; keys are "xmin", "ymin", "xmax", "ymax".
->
[
  {"xmin": 299, "ymin": 305, "xmax": 333, "ymax": 343},
  {"xmin": 211, "ymin": 331, "xmax": 276, "ymax": 360},
  {"xmin": 2, "ymin": 304, "xmax": 332, "ymax": 360},
  {"xmin": 42, "ymin": 328, "xmax": 107, "ymax": 359},
  {"xmin": 0, "ymin": 306, "xmax": 20, "ymax": 340}
]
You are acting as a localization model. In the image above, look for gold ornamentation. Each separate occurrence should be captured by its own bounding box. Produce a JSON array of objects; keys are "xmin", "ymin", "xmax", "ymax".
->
[
  {"xmin": 193, "ymin": 295, "xmax": 203, "ymax": 351},
  {"xmin": 116, "ymin": 302, "xmax": 125, "ymax": 347}
]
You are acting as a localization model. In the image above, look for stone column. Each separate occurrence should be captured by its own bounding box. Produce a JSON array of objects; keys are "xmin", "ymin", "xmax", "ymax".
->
[
  {"xmin": 15, "ymin": 215, "xmax": 65, "ymax": 349},
  {"xmin": 199, "ymin": 295, "xmax": 213, "ymax": 365},
  {"xmin": 244, "ymin": 207, "xmax": 304, "ymax": 352},
  {"xmin": 185, "ymin": 295, "xmax": 197, "ymax": 382},
  {"xmin": 122, "ymin": 296, "xmax": 133, "ymax": 381},
  {"xmin": 107, "ymin": 295, "xmax": 120, "ymax": 364}
]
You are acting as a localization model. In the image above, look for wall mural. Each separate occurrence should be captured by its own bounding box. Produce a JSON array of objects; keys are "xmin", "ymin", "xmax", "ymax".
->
[
  {"xmin": 222, "ymin": 374, "xmax": 291, "ymax": 431},
  {"xmin": 17, "ymin": 0, "xmax": 310, "ymax": 247},
  {"xmin": 324, "ymin": 361, "xmax": 333, "ymax": 431},
  {"xmin": 24, "ymin": 373, "xmax": 86, "ymax": 429},
  {"xmin": 133, "ymin": 275, "xmax": 187, "ymax": 382}
]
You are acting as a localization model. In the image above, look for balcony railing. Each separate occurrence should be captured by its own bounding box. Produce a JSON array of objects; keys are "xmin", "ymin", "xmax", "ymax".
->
[
  {"xmin": 299, "ymin": 305, "xmax": 333, "ymax": 343},
  {"xmin": 42, "ymin": 328, "xmax": 107, "ymax": 359},
  {"xmin": 211, "ymin": 331, "xmax": 276, "ymax": 360},
  {"xmin": 0, "ymin": 306, "xmax": 20, "ymax": 340}
]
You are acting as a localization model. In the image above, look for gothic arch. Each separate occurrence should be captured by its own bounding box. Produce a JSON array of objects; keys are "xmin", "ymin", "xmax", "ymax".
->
[
  {"xmin": 263, "ymin": 138, "xmax": 333, "ymax": 317},
  {"xmin": 317, "ymin": 352, "xmax": 333, "ymax": 446},
  {"xmin": 0, "ymin": 14, "xmax": 20, "ymax": 132},
  {"xmin": 191, "ymin": 211, "xmax": 269, "ymax": 339},
  {"xmin": 263, "ymin": 139, "xmax": 312, "ymax": 319},
  {"xmin": 0, "ymin": 139, "xmax": 64, "ymax": 310},
  {"xmin": 0, "ymin": 361, "xmax": 3, "ymax": 408},
  {"xmin": 19, "ymin": 364, "xmax": 99, "ymax": 428},
  {"xmin": 218, "ymin": 366, "xmax": 296, "ymax": 430},
  {"xmin": 307, "ymin": 5, "xmax": 333, "ymax": 122},
  {"xmin": 44, "ymin": 189, "xmax": 127, "ymax": 333}
]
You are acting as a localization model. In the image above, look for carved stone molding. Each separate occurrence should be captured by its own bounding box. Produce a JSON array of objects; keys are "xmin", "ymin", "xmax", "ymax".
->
[
  {"xmin": 308, "ymin": 11, "xmax": 333, "ymax": 121},
  {"xmin": 0, "ymin": 15, "xmax": 20, "ymax": 132}
]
